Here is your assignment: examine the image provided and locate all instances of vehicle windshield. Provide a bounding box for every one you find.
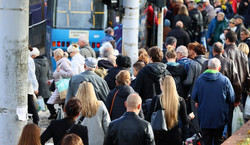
[54,0,107,29]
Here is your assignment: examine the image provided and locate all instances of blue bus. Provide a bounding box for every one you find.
[46,0,107,69]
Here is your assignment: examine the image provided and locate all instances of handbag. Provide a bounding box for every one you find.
[49,80,56,92]
[55,78,70,99]
[151,109,168,131]
[244,95,250,119]
[37,97,46,111]
[232,106,244,134]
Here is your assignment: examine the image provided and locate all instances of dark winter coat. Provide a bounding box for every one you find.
[223,2,234,19]
[235,23,246,42]
[98,59,114,70]
[213,18,228,43]
[105,85,134,120]
[133,63,171,102]
[104,112,155,145]
[192,71,235,129]
[166,62,187,98]
[167,26,191,47]
[34,56,51,98]
[201,10,209,30]
[172,14,192,30]
[189,8,204,38]
[104,67,128,90]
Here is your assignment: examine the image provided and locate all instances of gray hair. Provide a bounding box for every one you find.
[79,34,89,44]
[208,58,221,69]
[99,42,114,57]
[176,45,188,57]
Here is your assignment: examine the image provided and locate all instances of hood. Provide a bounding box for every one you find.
[98,59,114,69]
[166,63,184,77]
[201,70,221,81]
[145,63,168,81]
[34,56,48,67]
[57,57,71,67]
[116,85,134,98]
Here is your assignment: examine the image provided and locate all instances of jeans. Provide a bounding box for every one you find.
[202,127,224,145]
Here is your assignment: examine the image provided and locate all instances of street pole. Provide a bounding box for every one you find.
[122,0,139,71]
[157,7,164,50]
[0,0,29,144]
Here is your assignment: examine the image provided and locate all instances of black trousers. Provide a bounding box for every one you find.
[44,98,56,116]
[201,127,224,145]
[28,94,39,124]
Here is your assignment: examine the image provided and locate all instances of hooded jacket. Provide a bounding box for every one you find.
[105,85,134,120]
[104,67,128,90]
[34,56,51,98]
[71,53,85,75]
[133,63,171,102]
[192,71,235,129]
[53,57,73,82]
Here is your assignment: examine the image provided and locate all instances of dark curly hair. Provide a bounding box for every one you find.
[193,44,206,55]
[64,98,82,118]
[116,55,131,68]
[148,46,163,62]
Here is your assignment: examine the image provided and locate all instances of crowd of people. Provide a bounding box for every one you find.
[20,0,250,144]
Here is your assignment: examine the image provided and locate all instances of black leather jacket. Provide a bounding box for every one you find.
[104,112,155,145]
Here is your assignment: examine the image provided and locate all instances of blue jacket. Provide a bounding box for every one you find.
[206,17,217,39]
[101,34,115,44]
[192,70,235,129]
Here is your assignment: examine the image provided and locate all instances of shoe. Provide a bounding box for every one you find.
[48,114,57,120]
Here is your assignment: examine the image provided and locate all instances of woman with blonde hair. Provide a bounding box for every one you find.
[172,4,192,31]
[18,123,41,145]
[238,43,249,56]
[76,81,110,145]
[147,75,194,145]
[67,44,85,75]
[46,48,74,119]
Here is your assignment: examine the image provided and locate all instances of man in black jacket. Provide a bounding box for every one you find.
[104,93,155,145]
[234,15,246,41]
[167,21,191,47]
[188,2,204,43]
[240,29,250,49]
[134,47,171,102]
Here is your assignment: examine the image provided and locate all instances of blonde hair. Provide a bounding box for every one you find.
[76,82,100,117]
[138,49,149,64]
[238,43,249,55]
[61,133,84,145]
[116,70,131,85]
[18,124,41,145]
[178,4,189,16]
[53,48,64,57]
[160,75,179,129]
[67,44,80,53]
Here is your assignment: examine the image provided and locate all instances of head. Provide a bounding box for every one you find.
[217,12,225,21]
[178,4,189,16]
[207,58,221,71]
[234,16,244,26]
[188,2,195,11]
[212,42,224,55]
[133,61,145,77]
[75,82,99,118]
[78,34,89,47]
[105,27,114,36]
[166,50,177,62]
[165,36,177,49]
[18,124,41,145]
[164,19,171,27]
[99,42,114,58]
[160,75,179,129]
[148,46,163,62]
[109,40,116,49]
[125,93,142,114]
[138,50,149,64]
[197,3,204,12]
[223,28,231,37]
[240,29,250,41]
[61,134,84,145]
[214,0,221,7]
[193,44,206,55]
[225,31,237,44]
[214,7,222,16]
[116,55,131,68]
[176,21,184,28]
[29,47,40,59]
[187,42,199,59]
[64,98,82,119]
[116,70,131,86]
[84,57,97,71]
[229,18,235,28]
[176,45,188,60]
[53,48,65,61]
[67,44,80,58]
[202,0,210,6]
[238,43,249,55]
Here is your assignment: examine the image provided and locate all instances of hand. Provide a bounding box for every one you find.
[189,112,195,119]
[56,67,60,72]
[46,80,51,85]
[234,102,240,107]
[207,38,211,43]
[34,91,39,95]
[195,103,198,108]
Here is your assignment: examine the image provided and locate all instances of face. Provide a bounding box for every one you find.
[229,22,235,28]
[223,30,228,36]
[188,49,196,59]
[240,32,248,41]
[217,14,224,21]
[133,67,138,77]
[78,39,84,47]
[234,18,242,25]
[53,54,60,61]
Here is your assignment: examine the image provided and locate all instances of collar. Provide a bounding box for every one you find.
[204,69,219,73]
[124,112,138,117]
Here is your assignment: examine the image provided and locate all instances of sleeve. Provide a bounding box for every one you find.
[103,124,115,145]
[183,63,195,86]
[98,80,110,102]
[191,79,199,102]
[206,20,214,39]
[65,78,73,103]
[28,57,39,92]
[226,78,236,104]
[105,91,113,113]
[179,98,190,126]
[81,126,89,145]
[145,123,156,145]
[40,122,54,145]
[70,60,77,75]
[102,102,111,135]
[231,61,242,102]
[59,61,74,78]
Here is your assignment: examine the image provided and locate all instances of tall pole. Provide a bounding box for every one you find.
[122,0,139,70]
[0,0,29,144]
[157,7,164,50]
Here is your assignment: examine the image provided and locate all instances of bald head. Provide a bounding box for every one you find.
[176,21,183,28]
[125,93,142,114]
[213,42,224,55]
